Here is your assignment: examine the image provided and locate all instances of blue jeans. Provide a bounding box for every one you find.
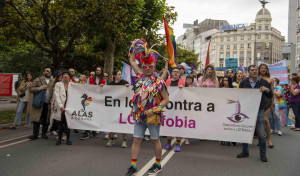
[133,121,160,140]
[291,102,300,128]
[269,104,282,131]
[14,101,30,125]
[242,110,267,155]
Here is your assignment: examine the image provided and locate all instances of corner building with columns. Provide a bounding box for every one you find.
[210,6,285,69]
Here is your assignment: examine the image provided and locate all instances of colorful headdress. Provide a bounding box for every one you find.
[129,39,160,66]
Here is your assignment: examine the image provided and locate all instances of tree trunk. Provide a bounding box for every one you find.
[0,0,6,17]
[104,36,116,78]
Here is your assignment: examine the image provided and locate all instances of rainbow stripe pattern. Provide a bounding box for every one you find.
[85,97,92,107]
[163,15,177,68]
[227,99,237,104]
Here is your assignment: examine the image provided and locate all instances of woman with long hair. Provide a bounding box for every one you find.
[233,70,244,88]
[289,76,300,131]
[258,64,274,148]
[199,64,219,88]
[54,71,72,145]
[10,73,34,129]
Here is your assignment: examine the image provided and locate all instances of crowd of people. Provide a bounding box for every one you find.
[9,38,300,175]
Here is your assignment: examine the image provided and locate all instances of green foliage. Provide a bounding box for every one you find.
[0,110,25,125]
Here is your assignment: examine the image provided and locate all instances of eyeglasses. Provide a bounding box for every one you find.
[172,71,179,74]
[142,64,154,70]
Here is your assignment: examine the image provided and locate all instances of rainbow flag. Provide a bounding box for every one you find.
[163,15,177,68]
[205,40,211,67]
[227,99,236,104]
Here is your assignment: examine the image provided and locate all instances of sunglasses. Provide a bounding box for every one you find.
[142,64,154,70]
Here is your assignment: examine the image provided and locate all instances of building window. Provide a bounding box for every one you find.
[258,26,262,30]
[240,51,244,59]
[227,37,230,41]
[221,37,224,42]
[248,43,251,48]
[241,44,244,48]
[213,46,215,50]
[248,36,251,40]
[247,51,251,59]
[220,45,224,49]
[227,45,230,49]
[220,62,224,68]
[241,36,244,40]
[257,42,261,48]
[257,52,261,60]
[226,52,230,58]
[234,36,237,41]
[257,35,261,39]
[265,42,269,49]
[233,52,237,58]
[247,58,251,66]
[220,53,224,59]
[265,34,269,39]
[240,59,244,65]
[265,52,269,60]
[234,44,237,49]
[265,26,269,30]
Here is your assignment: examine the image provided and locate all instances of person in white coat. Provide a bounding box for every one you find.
[54,71,72,145]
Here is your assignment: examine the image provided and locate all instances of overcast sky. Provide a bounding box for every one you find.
[165,0,289,40]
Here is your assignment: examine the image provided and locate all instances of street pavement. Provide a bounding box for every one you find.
[0,125,299,176]
[0,97,17,111]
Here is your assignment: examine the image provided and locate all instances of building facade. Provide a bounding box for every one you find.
[295,0,300,73]
[177,19,229,70]
[210,7,285,69]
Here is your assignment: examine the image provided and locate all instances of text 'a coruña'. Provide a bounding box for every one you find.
[105,96,215,112]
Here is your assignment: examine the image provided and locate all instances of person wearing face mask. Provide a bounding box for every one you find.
[28,67,55,140]
[125,39,169,176]
[199,64,219,88]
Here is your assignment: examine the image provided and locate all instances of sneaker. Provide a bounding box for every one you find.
[174,145,181,152]
[144,136,150,141]
[42,134,48,139]
[270,129,274,134]
[66,139,72,145]
[278,131,282,136]
[237,151,249,158]
[29,135,38,140]
[185,139,190,145]
[106,139,115,147]
[80,133,89,140]
[125,166,137,176]
[51,131,58,136]
[260,155,268,162]
[92,131,99,138]
[147,163,161,175]
[164,143,172,150]
[104,134,109,140]
[121,140,127,148]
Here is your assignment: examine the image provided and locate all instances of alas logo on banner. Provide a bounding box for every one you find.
[227,100,249,123]
[71,94,93,120]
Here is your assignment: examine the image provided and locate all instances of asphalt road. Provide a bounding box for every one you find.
[0,125,299,176]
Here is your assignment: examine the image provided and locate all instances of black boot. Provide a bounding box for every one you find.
[56,139,61,145]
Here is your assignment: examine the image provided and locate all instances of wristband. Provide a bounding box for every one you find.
[151,105,165,113]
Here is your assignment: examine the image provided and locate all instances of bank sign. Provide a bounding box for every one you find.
[221,24,247,31]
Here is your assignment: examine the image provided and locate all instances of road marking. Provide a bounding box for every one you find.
[0,139,30,149]
[0,134,31,144]
[136,138,185,176]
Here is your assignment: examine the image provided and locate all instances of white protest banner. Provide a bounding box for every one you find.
[258,60,289,84]
[65,83,262,144]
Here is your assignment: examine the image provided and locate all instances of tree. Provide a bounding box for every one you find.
[0,0,6,16]
[1,0,99,68]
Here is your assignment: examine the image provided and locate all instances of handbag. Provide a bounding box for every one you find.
[278,96,285,110]
[146,114,159,125]
[19,91,26,98]
[32,77,45,108]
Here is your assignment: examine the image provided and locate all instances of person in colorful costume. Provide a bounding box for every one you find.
[125,39,169,176]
